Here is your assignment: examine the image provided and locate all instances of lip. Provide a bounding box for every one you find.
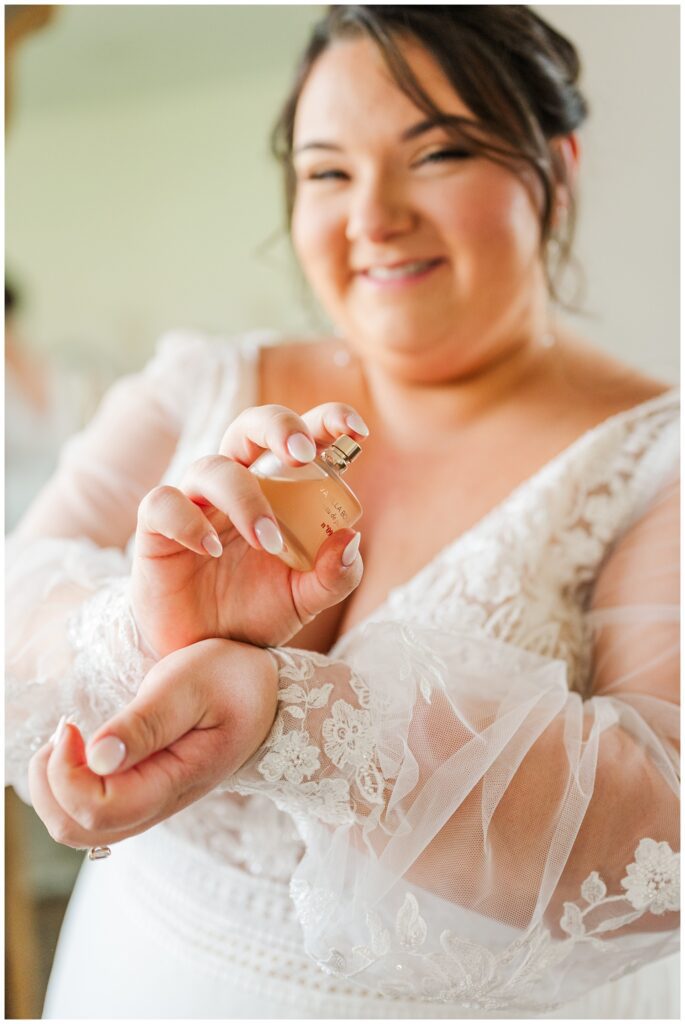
[356,257,446,288]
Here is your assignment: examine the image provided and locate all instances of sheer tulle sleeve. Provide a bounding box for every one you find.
[6,331,231,802]
[227,476,679,1011]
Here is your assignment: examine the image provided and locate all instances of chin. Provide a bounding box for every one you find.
[354,313,433,350]
[353,309,454,352]
[348,329,455,383]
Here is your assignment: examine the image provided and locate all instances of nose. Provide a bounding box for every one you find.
[345,172,417,244]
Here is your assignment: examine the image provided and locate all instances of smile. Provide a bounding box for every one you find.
[359,258,445,285]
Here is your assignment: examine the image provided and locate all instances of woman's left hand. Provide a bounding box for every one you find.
[28,638,278,850]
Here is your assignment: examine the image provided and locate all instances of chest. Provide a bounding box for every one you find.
[286,438,568,654]
[288,466,461,653]
[246,338,658,662]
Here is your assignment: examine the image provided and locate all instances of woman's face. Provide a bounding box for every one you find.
[291,35,548,382]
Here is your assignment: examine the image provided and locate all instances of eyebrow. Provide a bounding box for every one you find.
[293,115,474,155]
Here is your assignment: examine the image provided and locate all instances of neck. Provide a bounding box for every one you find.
[351,326,560,454]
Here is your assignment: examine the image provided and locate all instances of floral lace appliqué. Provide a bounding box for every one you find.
[67,576,154,731]
[354,395,678,698]
[250,652,388,822]
[308,838,679,1011]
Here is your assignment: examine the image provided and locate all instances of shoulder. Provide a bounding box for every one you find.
[142,325,289,393]
[128,329,357,424]
[104,328,274,434]
[257,335,356,410]
[550,328,676,424]
[148,327,276,372]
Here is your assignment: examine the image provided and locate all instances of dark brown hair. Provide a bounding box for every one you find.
[272,5,589,308]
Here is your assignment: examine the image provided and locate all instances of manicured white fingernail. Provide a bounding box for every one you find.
[346,413,369,437]
[50,714,68,747]
[255,516,284,554]
[341,532,361,566]
[202,532,223,558]
[286,432,316,462]
[87,736,127,776]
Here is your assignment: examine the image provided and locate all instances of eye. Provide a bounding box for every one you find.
[419,147,473,165]
[306,169,350,182]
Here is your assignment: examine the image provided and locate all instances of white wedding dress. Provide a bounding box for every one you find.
[6,330,680,1019]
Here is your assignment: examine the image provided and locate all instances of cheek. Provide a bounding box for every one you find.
[498,179,544,262]
[291,195,346,289]
[436,172,542,271]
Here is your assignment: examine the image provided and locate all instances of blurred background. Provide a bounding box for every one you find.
[5,3,679,1018]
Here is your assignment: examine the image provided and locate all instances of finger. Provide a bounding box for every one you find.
[41,722,143,840]
[290,528,364,626]
[29,733,95,849]
[300,403,369,445]
[219,405,317,466]
[178,455,284,555]
[77,644,242,827]
[219,402,369,468]
[136,485,224,559]
[32,718,219,849]
[84,646,206,777]
[31,736,157,848]
[45,720,121,832]
[91,727,231,832]
[46,716,191,834]
[31,729,179,848]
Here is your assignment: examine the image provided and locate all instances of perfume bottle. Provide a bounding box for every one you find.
[249,434,363,571]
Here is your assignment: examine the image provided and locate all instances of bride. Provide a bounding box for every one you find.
[7,6,679,1018]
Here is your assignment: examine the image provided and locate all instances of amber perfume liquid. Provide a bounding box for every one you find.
[249,435,363,571]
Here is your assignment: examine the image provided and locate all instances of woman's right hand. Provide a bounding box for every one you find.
[130,403,367,657]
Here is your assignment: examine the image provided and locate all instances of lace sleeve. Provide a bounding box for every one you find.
[227,478,679,1012]
[5,331,224,802]
[6,543,156,803]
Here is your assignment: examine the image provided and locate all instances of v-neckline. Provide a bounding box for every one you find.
[237,332,679,657]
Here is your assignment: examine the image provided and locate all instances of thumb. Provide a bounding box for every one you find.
[85,657,201,776]
[293,529,363,622]
[56,718,88,767]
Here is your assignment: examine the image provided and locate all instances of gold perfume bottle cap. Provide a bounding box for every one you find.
[330,434,362,465]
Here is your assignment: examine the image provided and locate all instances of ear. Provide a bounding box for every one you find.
[550,132,581,226]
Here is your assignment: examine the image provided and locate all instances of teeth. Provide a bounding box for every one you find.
[366,259,436,280]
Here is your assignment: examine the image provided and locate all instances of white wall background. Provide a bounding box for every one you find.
[6,4,680,381]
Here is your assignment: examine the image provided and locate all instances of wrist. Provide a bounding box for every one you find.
[128,575,164,660]
[183,637,279,761]
[229,640,280,756]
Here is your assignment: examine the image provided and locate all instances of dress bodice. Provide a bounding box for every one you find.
[7,329,679,1017]
[157,330,678,882]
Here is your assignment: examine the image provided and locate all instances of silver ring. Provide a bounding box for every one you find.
[88,845,112,860]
